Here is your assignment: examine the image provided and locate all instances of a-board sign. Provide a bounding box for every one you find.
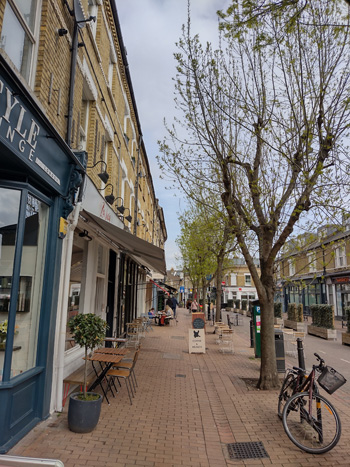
[189,328,205,354]
[192,312,205,330]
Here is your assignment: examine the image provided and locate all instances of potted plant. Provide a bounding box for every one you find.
[67,313,108,433]
[308,304,337,340]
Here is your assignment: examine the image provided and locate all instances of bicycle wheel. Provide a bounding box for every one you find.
[278,372,297,419]
[282,391,341,454]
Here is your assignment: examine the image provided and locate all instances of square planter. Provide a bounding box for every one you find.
[342,332,350,346]
[284,319,305,332]
[308,324,337,340]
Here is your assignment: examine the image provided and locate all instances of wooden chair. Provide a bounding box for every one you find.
[107,350,140,405]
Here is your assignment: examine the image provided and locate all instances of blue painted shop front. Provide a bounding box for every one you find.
[0,58,85,452]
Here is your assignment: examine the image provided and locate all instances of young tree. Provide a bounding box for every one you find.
[159,0,350,388]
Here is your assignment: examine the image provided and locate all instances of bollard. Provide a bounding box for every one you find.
[297,338,306,370]
[250,319,254,348]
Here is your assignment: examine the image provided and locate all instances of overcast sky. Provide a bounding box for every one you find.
[116,0,231,270]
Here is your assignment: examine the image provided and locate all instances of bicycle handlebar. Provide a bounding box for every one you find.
[314,352,325,369]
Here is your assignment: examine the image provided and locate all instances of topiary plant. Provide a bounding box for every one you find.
[68,313,108,399]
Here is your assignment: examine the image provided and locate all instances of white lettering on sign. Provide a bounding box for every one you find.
[35,157,61,185]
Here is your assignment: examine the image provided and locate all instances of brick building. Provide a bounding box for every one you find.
[0,0,166,451]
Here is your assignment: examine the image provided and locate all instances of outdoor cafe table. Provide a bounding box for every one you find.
[87,352,125,404]
[94,347,129,356]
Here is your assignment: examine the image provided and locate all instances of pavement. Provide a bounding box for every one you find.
[4,308,350,467]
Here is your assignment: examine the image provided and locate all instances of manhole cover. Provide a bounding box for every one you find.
[175,374,186,378]
[227,441,269,460]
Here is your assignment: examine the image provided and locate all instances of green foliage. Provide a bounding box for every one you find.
[274,302,282,318]
[346,306,350,334]
[68,313,108,351]
[227,299,234,308]
[287,303,298,321]
[297,304,303,322]
[235,299,241,309]
[310,304,334,329]
[241,299,247,310]
[68,313,108,399]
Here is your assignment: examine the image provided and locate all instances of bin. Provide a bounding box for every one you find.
[275,329,285,373]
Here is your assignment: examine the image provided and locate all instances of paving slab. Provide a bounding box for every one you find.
[5,309,350,466]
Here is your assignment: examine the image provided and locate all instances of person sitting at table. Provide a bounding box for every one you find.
[148,307,155,317]
[164,305,173,325]
[159,310,167,326]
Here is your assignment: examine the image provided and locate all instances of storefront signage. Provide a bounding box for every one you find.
[333,277,350,284]
[0,74,75,196]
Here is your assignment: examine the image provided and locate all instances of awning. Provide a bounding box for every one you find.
[82,210,166,275]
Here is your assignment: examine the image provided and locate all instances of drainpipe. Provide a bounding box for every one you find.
[55,201,81,411]
[66,19,79,147]
[133,135,142,235]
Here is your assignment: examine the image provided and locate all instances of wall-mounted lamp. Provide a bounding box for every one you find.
[124,208,132,223]
[78,229,92,241]
[115,197,126,214]
[58,28,68,36]
[87,160,109,184]
[98,183,115,204]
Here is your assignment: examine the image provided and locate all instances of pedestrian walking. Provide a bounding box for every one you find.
[191,299,198,313]
[172,295,178,319]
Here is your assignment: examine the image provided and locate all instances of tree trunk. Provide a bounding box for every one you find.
[215,258,224,322]
[257,272,280,390]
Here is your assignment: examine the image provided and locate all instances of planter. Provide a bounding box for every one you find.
[274,317,283,326]
[342,333,350,346]
[307,325,337,340]
[68,392,102,433]
[284,319,305,332]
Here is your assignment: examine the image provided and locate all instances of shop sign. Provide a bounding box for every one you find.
[0,74,74,195]
[333,277,350,284]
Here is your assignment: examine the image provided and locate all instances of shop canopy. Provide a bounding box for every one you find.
[82,210,166,275]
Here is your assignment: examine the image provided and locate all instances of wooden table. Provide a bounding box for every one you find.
[87,352,124,404]
[94,347,129,356]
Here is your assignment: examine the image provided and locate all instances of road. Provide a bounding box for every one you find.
[232,313,350,393]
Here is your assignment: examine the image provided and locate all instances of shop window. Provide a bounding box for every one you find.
[0,188,49,381]
[335,246,346,268]
[65,235,85,350]
[1,0,40,84]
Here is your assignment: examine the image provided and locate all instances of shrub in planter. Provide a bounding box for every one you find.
[287,303,298,321]
[310,304,334,329]
[235,299,241,309]
[67,313,108,433]
[346,306,350,334]
[274,302,282,319]
[297,304,303,322]
[241,300,247,311]
[227,299,234,309]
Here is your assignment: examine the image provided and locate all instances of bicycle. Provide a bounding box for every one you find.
[278,353,346,454]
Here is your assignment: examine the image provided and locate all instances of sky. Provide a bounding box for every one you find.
[116,0,231,270]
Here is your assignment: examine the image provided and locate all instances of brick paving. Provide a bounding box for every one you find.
[5,309,350,466]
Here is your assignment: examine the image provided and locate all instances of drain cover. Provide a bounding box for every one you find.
[227,441,269,460]
[175,374,186,378]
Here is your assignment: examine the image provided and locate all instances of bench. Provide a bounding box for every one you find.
[63,361,97,406]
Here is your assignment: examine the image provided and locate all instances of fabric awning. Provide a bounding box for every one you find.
[82,210,166,275]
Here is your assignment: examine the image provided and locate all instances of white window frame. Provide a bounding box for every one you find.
[288,259,295,276]
[335,245,346,268]
[308,251,317,273]
[1,0,42,87]
[244,274,251,286]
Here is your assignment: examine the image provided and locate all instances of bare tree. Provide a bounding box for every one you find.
[159,0,350,389]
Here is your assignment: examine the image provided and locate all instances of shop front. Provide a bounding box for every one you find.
[0,60,84,452]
